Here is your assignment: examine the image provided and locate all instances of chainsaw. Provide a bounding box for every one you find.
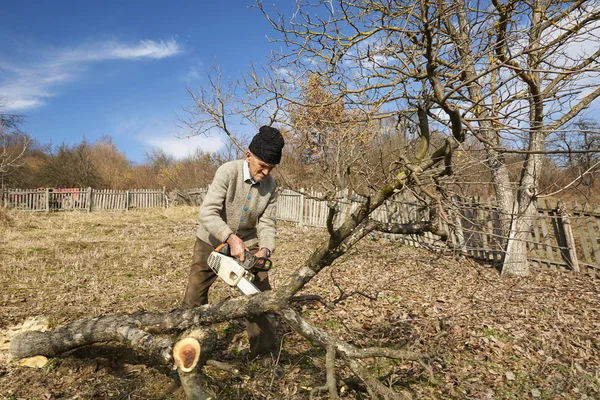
[206,243,272,295]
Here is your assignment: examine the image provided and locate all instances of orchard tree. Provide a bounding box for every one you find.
[12,35,453,400]
[255,0,600,276]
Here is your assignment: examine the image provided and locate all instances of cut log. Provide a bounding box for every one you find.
[11,321,174,365]
[174,337,200,372]
[10,294,280,359]
[173,328,217,372]
[174,329,217,400]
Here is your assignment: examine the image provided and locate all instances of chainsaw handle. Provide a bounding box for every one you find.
[215,243,271,272]
[252,257,272,272]
[225,234,248,261]
[216,242,250,262]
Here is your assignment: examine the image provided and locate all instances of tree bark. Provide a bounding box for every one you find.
[502,202,536,277]
[10,294,283,359]
[174,329,217,400]
[10,317,175,365]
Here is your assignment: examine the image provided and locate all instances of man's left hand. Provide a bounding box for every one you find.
[255,248,270,259]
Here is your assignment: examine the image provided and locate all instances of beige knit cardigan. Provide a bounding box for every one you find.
[196,159,277,252]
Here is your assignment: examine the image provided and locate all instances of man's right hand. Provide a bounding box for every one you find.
[226,234,248,261]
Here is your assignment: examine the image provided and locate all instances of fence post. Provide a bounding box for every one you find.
[451,195,467,253]
[87,187,92,213]
[126,190,130,211]
[163,187,167,208]
[556,201,580,272]
[299,188,305,226]
[45,188,50,213]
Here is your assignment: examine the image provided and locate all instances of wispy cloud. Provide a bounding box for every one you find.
[143,134,224,159]
[0,38,182,111]
[181,61,205,83]
[134,123,224,160]
[60,38,181,62]
[113,116,224,160]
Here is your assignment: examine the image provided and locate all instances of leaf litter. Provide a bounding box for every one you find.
[0,207,598,399]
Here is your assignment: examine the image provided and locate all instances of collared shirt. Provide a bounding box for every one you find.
[243,160,258,185]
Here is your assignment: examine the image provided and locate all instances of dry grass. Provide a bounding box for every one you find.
[0,207,599,399]
[1,208,193,327]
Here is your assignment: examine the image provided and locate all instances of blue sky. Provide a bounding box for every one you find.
[0,1,286,163]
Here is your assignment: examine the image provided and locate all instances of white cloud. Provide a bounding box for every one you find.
[2,98,45,111]
[0,38,182,112]
[181,61,205,83]
[144,134,224,159]
[276,67,294,78]
[114,116,224,160]
[60,38,181,62]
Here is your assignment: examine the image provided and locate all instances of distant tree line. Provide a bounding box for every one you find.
[1,108,598,204]
[0,129,224,191]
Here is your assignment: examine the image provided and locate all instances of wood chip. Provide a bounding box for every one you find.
[19,355,49,368]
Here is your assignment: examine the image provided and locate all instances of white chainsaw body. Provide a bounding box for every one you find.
[206,251,261,295]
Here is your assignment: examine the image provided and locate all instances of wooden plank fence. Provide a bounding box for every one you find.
[1,188,166,212]
[277,189,600,277]
[3,186,599,276]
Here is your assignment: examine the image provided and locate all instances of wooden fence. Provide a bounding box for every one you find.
[277,189,600,277]
[3,186,599,276]
[1,188,166,212]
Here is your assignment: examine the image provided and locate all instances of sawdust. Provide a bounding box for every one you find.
[0,316,48,365]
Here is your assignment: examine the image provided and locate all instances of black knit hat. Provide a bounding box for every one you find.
[248,126,285,164]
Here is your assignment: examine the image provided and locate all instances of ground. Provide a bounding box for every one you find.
[0,207,598,399]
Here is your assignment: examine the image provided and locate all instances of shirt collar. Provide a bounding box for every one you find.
[243,160,258,185]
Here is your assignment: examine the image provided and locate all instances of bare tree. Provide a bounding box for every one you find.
[39,141,103,188]
[549,119,600,200]
[0,108,29,189]
[255,0,600,276]
[88,136,133,189]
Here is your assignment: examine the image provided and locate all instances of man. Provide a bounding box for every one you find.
[182,125,284,361]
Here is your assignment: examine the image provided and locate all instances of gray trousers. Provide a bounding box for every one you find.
[182,238,277,358]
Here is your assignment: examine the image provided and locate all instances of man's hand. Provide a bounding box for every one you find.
[226,234,248,261]
[254,248,270,259]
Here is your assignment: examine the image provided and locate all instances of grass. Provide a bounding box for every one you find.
[1,206,599,399]
[0,208,194,325]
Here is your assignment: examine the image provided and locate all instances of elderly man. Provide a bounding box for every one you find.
[182,125,284,361]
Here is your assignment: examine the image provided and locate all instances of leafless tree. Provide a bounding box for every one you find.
[548,119,600,200]
[255,0,600,276]
[0,106,29,189]
[39,141,102,188]
[12,51,452,400]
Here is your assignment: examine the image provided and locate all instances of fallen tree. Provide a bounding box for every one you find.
[11,120,455,399]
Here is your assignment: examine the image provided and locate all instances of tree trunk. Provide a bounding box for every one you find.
[501,197,536,277]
